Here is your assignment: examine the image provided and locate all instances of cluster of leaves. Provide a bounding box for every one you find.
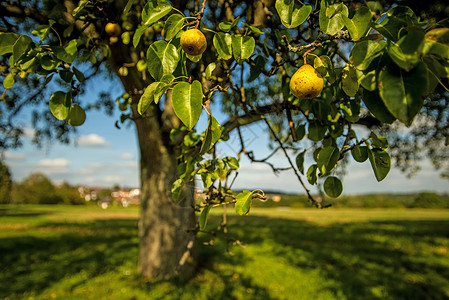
[270,0,449,199]
[1,26,89,126]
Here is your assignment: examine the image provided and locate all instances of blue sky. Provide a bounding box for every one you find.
[2,76,449,195]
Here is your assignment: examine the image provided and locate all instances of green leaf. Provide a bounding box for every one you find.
[49,91,72,120]
[232,35,255,61]
[200,115,223,155]
[40,55,60,71]
[235,190,254,215]
[369,132,389,149]
[248,55,267,82]
[72,67,85,82]
[295,151,305,174]
[308,121,326,142]
[362,89,396,124]
[314,55,334,79]
[142,0,172,26]
[53,46,76,64]
[374,6,417,42]
[387,32,424,72]
[123,0,137,15]
[350,40,386,71]
[172,81,203,130]
[72,0,88,17]
[164,14,185,41]
[3,73,15,89]
[13,35,33,64]
[205,62,217,79]
[146,40,180,81]
[59,70,73,83]
[351,145,369,162]
[343,7,371,41]
[32,24,50,40]
[171,178,184,202]
[67,104,86,126]
[186,53,202,62]
[199,206,211,230]
[368,148,391,182]
[295,124,306,140]
[0,33,19,56]
[423,40,449,60]
[319,1,348,35]
[224,156,239,170]
[218,16,240,32]
[138,82,160,115]
[275,0,312,29]
[378,62,427,126]
[359,69,377,91]
[342,65,359,97]
[64,40,78,56]
[340,98,360,123]
[317,146,339,175]
[324,176,343,197]
[213,32,232,60]
[133,25,150,48]
[307,164,318,185]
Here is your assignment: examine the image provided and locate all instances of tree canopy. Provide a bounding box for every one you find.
[1,0,449,279]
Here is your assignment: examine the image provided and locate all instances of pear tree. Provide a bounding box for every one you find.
[1,0,448,280]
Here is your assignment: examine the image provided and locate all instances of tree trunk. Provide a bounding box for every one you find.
[134,104,198,280]
[110,40,198,280]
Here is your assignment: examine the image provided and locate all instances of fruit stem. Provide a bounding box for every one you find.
[302,47,316,65]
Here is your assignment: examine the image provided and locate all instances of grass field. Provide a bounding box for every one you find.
[1,205,449,299]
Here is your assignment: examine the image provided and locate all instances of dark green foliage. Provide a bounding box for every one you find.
[10,173,83,204]
[411,192,448,208]
[0,160,12,204]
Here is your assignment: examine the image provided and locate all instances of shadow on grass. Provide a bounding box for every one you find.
[1,212,449,299]
[219,215,449,300]
[0,219,139,298]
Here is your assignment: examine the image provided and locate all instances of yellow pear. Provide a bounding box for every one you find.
[105,22,121,37]
[180,29,207,56]
[290,64,324,99]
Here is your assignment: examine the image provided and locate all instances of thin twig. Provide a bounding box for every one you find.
[262,115,318,206]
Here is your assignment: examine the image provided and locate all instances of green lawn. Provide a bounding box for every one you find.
[1,205,449,299]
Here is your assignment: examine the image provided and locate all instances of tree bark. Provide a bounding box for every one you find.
[110,41,198,280]
[134,106,198,280]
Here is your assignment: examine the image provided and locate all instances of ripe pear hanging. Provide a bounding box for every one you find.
[290,64,324,99]
[180,29,207,56]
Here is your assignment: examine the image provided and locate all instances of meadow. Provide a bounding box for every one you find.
[1,205,449,299]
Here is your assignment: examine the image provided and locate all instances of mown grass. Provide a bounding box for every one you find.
[1,205,449,299]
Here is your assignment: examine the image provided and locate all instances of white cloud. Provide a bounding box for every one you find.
[76,134,109,147]
[120,152,134,160]
[3,151,26,161]
[38,158,70,168]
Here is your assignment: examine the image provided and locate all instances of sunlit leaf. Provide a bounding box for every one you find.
[146,40,180,81]
[164,14,185,41]
[199,206,211,230]
[317,146,339,175]
[368,148,391,182]
[68,104,86,126]
[49,91,72,120]
[200,115,223,155]
[235,190,254,215]
[213,32,232,60]
[142,0,172,26]
[172,81,203,129]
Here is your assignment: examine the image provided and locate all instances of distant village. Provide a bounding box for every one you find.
[76,185,287,209]
[77,186,141,209]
